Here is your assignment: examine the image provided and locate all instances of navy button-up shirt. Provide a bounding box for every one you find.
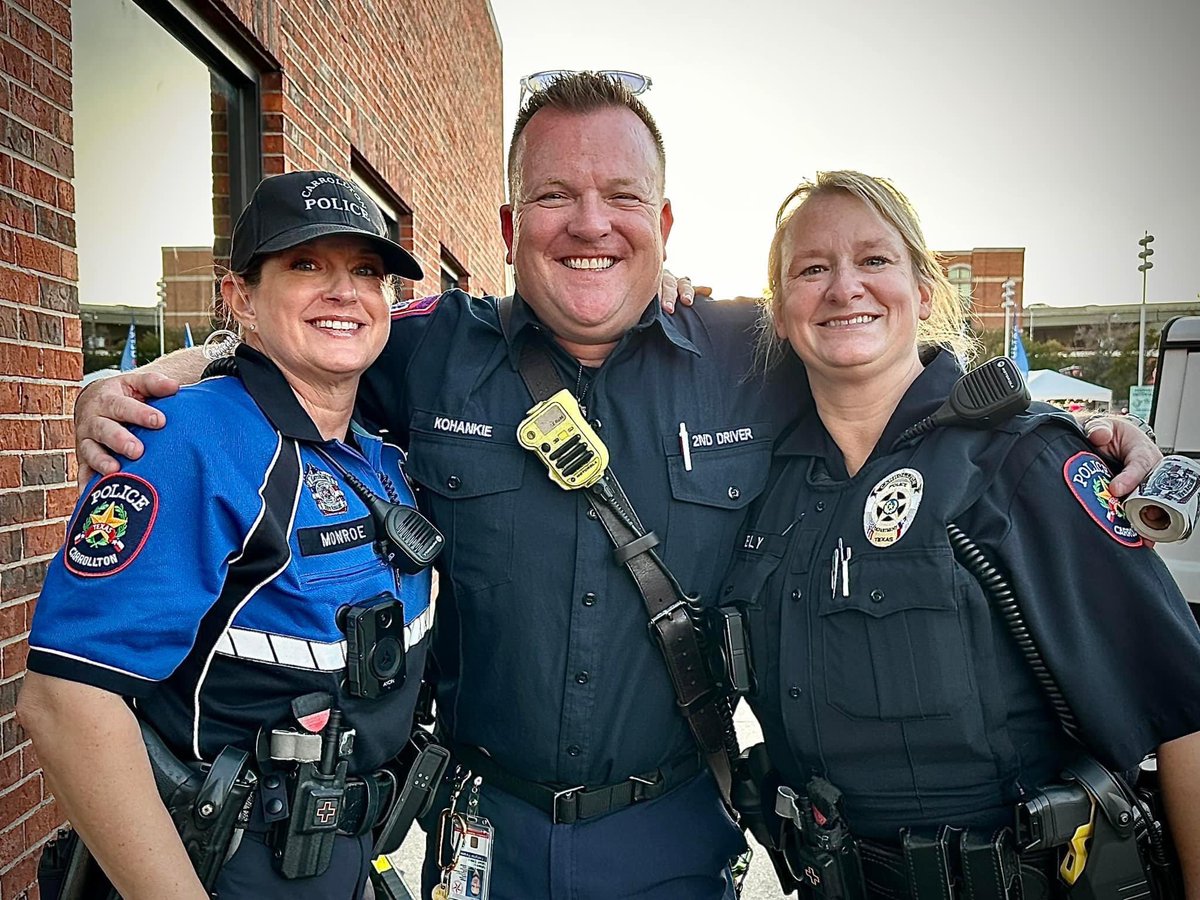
[360,291,807,786]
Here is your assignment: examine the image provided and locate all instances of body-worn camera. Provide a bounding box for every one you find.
[340,593,406,699]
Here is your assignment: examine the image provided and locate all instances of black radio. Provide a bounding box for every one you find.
[339,593,406,700]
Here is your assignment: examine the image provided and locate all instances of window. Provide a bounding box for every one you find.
[440,249,468,294]
[351,152,416,302]
[948,264,973,304]
[75,0,260,370]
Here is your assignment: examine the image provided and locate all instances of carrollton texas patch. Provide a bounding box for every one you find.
[1063,451,1143,547]
[65,474,159,577]
[304,464,348,515]
[864,467,924,547]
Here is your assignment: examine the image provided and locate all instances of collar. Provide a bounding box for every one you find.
[502,290,700,370]
[776,349,962,467]
[229,343,326,442]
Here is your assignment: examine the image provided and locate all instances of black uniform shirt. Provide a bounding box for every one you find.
[360,291,806,786]
[731,352,1200,839]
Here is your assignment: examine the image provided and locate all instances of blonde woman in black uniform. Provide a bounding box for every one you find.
[727,170,1200,899]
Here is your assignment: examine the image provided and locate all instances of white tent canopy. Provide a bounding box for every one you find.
[1026,369,1113,405]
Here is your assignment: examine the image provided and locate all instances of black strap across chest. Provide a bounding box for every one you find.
[498,296,736,806]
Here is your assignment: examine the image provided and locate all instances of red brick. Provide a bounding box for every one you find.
[0,38,33,85]
[10,159,56,205]
[0,418,40,448]
[59,246,74,280]
[0,849,38,899]
[38,418,69,450]
[20,452,64,486]
[0,304,17,339]
[0,190,35,232]
[12,233,60,275]
[17,383,61,415]
[19,307,62,344]
[0,455,19,488]
[21,522,58,556]
[32,132,73,182]
[29,0,70,42]
[24,798,63,840]
[0,749,20,788]
[62,314,78,348]
[43,485,73,518]
[7,12,52,64]
[0,638,29,676]
[0,824,27,877]
[0,601,27,636]
[0,491,43,529]
[30,62,69,110]
[54,178,70,212]
[51,37,70,77]
[0,269,37,304]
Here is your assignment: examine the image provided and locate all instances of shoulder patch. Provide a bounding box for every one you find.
[65,474,159,577]
[390,294,441,320]
[1063,451,1143,547]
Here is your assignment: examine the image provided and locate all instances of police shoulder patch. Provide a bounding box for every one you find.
[390,294,441,320]
[65,473,159,577]
[1062,451,1143,547]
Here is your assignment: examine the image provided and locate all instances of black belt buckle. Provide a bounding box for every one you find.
[552,784,587,825]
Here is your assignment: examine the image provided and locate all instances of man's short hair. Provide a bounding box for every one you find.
[507,71,667,200]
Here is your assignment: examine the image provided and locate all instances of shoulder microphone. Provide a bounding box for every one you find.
[899,357,1031,443]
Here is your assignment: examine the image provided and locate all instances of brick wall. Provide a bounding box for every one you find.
[0,0,76,895]
[940,247,1025,331]
[0,1,504,896]
[226,0,507,296]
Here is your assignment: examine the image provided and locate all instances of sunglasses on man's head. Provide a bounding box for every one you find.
[517,70,652,107]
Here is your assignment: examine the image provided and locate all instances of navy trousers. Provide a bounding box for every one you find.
[420,771,744,900]
[212,817,373,899]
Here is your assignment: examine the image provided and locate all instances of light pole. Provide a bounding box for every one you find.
[1137,232,1154,385]
[1001,278,1016,359]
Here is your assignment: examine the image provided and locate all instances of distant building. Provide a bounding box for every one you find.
[937,247,1025,332]
[1023,300,1200,348]
[162,246,218,336]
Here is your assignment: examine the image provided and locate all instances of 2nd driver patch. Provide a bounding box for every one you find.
[64,473,159,577]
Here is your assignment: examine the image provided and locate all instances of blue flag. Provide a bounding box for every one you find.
[119,320,137,371]
[1010,325,1030,375]
[183,322,194,348]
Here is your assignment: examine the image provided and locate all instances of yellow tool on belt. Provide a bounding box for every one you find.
[518,389,609,490]
[1059,795,1097,885]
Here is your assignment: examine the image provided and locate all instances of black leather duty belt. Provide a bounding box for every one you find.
[337,768,397,836]
[856,836,1056,900]
[452,744,702,825]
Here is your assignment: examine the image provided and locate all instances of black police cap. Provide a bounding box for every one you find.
[229,171,423,280]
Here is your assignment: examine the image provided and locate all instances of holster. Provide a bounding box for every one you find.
[731,744,800,894]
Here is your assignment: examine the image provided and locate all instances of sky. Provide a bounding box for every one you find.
[71,0,1199,310]
[489,0,1200,307]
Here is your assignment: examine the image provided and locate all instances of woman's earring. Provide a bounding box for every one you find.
[202,329,241,361]
[248,323,257,332]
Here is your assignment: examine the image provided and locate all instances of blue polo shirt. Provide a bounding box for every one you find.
[359,291,807,786]
[30,345,432,773]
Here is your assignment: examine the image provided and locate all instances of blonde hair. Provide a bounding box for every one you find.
[758,170,977,369]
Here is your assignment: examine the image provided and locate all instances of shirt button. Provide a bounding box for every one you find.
[728,486,740,500]
[592,419,603,430]
[567,744,582,757]
[870,589,886,603]
[788,686,802,699]
[575,671,590,685]
[791,588,802,601]
[583,592,597,607]
[446,475,462,490]
[586,508,599,520]
[815,501,826,512]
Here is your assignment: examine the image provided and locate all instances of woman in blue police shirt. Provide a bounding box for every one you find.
[729,171,1200,897]
[19,171,432,899]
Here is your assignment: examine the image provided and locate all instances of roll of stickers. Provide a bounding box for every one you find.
[1125,455,1200,543]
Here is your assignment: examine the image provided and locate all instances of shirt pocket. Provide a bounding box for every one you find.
[817,547,972,720]
[661,424,774,598]
[406,421,526,593]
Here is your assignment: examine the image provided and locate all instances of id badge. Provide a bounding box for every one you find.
[447,815,493,900]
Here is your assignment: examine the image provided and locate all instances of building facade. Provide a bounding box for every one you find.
[0,0,505,893]
[938,246,1025,332]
